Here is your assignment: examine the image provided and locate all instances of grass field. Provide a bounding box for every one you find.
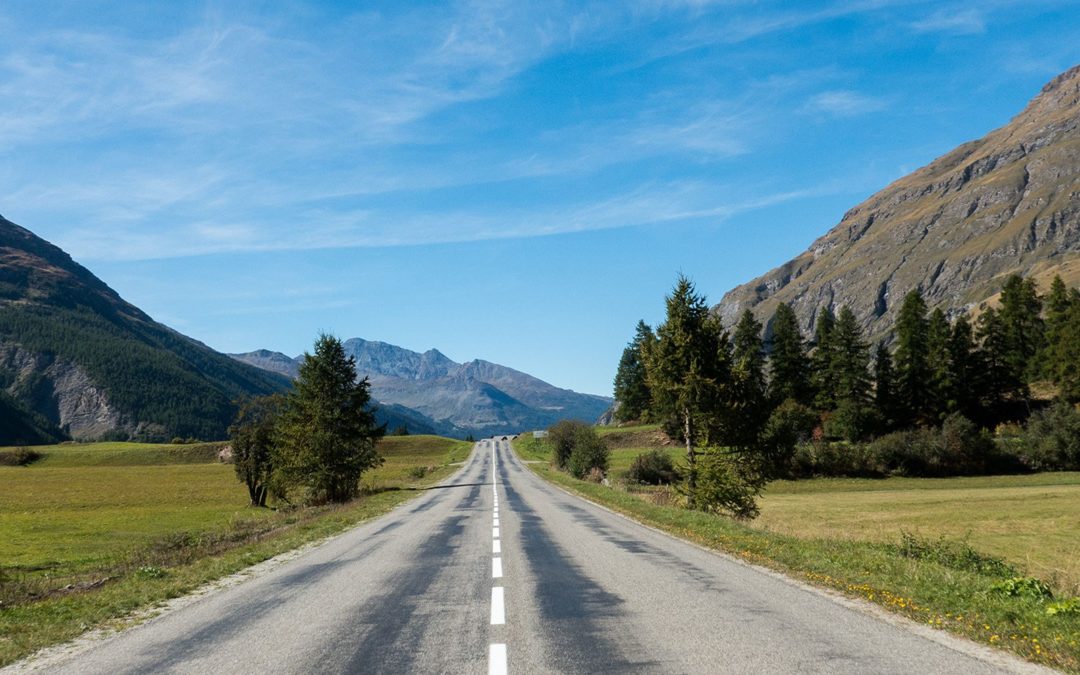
[0,435,472,666]
[517,430,1080,671]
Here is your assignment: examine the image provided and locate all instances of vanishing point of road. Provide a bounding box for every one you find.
[11,439,1050,674]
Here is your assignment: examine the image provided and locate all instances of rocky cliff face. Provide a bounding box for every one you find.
[714,64,1080,339]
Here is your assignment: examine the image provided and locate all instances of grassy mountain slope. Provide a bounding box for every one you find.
[715,64,1080,338]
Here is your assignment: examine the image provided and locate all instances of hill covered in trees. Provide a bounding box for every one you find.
[0,216,291,442]
[715,64,1080,340]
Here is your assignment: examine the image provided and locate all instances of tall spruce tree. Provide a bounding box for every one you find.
[998,274,1044,392]
[873,343,898,431]
[1051,299,1080,402]
[274,334,385,503]
[926,308,954,422]
[810,308,838,410]
[731,309,770,449]
[767,303,811,405]
[1039,275,1072,380]
[613,320,654,422]
[948,314,982,419]
[828,307,875,440]
[977,307,1014,409]
[644,276,728,504]
[894,289,930,426]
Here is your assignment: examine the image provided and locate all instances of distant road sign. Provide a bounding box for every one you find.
[534,430,548,439]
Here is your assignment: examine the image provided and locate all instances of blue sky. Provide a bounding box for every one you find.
[2,1,1078,396]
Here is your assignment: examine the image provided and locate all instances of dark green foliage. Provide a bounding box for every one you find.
[547,419,591,469]
[790,441,885,478]
[229,395,284,507]
[948,315,982,419]
[1045,293,1080,402]
[998,274,1044,387]
[868,414,995,477]
[729,309,770,452]
[767,303,811,405]
[613,320,654,422]
[1020,401,1080,471]
[990,577,1053,600]
[273,334,384,504]
[976,307,1016,408]
[686,450,764,520]
[926,308,954,421]
[626,449,677,485]
[821,308,877,441]
[0,390,65,445]
[566,426,610,479]
[762,399,818,477]
[894,289,930,426]
[897,532,1016,578]
[873,343,899,432]
[809,309,837,410]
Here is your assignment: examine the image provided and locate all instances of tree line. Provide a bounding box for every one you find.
[613,273,1080,516]
[229,334,385,506]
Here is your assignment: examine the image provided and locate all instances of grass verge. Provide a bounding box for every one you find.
[0,435,471,667]
[515,434,1080,672]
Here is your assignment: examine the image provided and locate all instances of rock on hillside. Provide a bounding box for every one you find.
[714,64,1080,340]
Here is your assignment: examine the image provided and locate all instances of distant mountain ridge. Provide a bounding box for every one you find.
[231,338,612,438]
[0,216,291,443]
[714,64,1080,339]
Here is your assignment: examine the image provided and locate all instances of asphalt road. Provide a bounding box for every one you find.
[17,439,1046,674]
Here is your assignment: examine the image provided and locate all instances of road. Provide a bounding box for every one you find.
[16,439,1044,674]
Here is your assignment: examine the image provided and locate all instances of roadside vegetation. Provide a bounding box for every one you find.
[0,333,471,667]
[0,434,470,666]
[516,431,1080,671]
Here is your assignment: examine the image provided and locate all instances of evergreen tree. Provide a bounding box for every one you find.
[274,334,385,503]
[767,303,811,405]
[730,309,770,452]
[809,308,837,410]
[613,320,654,422]
[998,274,1044,390]
[873,343,898,431]
[827,307,875,440]
[894,289,930,425]
[948,314,981,419]
[1051,300,1080,403]
[926,308,954,421]
[977,308,1014,409]
[644,276,728,504]
[1039,275,1072,379]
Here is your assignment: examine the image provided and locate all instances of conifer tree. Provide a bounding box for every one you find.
[644,276,727,504]
[894,289,930,425]
[873,343,898,431]
[767,303,811,405]
[828,307,875,440]
[1039,275,1072,379]
[948,314,981,419]
[977,307,1014,408]
[926,308,954,421]
[613,320,654,422]
[731,309,770,449]
[1051,300,1080,403]
[999,274,1044,391]
[810,308,837,410]
[274,334,385,503]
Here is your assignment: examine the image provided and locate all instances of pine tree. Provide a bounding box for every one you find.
[731,309,770,449]
[274,334,385,503]
[613,320,654,422]
[873,343,898,431]
[977,308,1014,409]
[1051,300,1080,403]
[894,289,930,426]
[229,394,284,507]
[809,308,837,410]
[948,314,981,419]
[828,307,875,440]
[644,276,727,504]
[926,308,954,422]
[767,303,811,405]
[998,274,1044,391]
[1039,275,1072,379]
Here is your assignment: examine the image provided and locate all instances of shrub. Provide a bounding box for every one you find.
[567,426,609,479]
[790,441,884,478]
[1046,598,1080,616]
[897,532,1016,577]
[626,449,677,485]
[548,420,591,469]
[824,400,880,443]
[762,399,818,476]
[869,415,995,477]
[990,577,1053,600]
[685,450,763,520]
[0,446,42,466]
[1020,401,1080,471]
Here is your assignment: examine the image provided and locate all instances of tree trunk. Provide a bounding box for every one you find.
[684,408,696,509]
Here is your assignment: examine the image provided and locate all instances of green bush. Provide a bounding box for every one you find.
[790,441,884,478]
[567,426,609,479]
[823,399,880,443]
[763,399,818,476]
[990,577,1053,600]
[897,532,1016,577]
[1020,402,1080,471]
[0,446,42,466]
[626,449,677,485]
[548,420,591,469]
[1046,598,1080,616]
[685,449,763,520]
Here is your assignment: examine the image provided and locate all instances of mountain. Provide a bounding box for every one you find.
[715,64,1080,340]
[231,338,612,437]
[0,216,291,442]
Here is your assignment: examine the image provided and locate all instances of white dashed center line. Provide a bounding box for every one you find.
[489,643,507,675]
[493,539,501,554]
[493,557,503,578]
[491,584,505,625]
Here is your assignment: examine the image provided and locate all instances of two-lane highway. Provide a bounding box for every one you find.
[12,438,1045,674]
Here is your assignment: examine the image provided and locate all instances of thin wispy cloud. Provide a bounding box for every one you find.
[910,9,986,35]
[802,90,889,117]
